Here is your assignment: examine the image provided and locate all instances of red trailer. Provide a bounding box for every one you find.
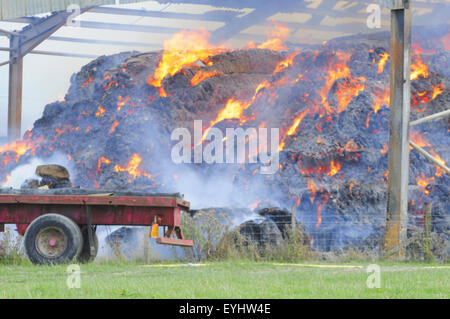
[0,192,193,264]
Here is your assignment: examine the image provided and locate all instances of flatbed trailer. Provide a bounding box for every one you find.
[0,191,193,264]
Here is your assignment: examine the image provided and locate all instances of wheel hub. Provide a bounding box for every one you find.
[35,227,68,258]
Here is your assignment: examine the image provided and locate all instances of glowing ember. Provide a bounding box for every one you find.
[344,140,361,152]
[81,77,93,88]
[95,106,105,117]
[109,120,119,134]
[117,95,130,111]
[97,156,111,171]
[380,144,388,155]
[315,206,322,228]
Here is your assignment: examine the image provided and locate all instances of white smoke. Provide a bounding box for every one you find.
[4,152,75,189]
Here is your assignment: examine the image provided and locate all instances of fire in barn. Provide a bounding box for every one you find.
[0,21,449,260]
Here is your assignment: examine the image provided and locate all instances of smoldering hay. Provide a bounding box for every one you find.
[0,26,449,253]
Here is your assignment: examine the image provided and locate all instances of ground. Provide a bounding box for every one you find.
[0,261,449,298]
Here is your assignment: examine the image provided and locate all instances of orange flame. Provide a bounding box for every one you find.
[190,69,224,86]
[0,138,43,165]
[114,154,152,181]
[147,29,223,95]
[410,53,429,81]
[380,144,388,156]
[377,52,389,74]
[410,131,446,177]
[307,179,317,204]
[273,52,297,74]
[1,173,10,186]
[373,88,390,113]
[249,200,261,211]
[415,173,434,196]
[334,77,365,113]
[326,160,341,177]
[255,21,289,51]
[431,83,444,100]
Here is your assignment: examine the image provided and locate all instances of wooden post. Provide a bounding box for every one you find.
[143,226,150,263]
[384,1,411,258]
[423,202,433,262]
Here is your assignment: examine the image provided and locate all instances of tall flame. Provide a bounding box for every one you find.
[147,29,222,96]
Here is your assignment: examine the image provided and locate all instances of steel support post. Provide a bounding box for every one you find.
[6,9,90,141]
[7,40,23,140]
[384,2,411,258]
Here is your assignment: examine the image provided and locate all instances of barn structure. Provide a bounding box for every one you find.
[0,0,448,257]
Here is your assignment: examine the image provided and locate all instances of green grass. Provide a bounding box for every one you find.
[0,260,448,299]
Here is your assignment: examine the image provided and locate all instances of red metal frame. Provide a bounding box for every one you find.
[0,194,193,247]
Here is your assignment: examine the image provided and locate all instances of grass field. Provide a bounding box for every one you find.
[0,260,449,298]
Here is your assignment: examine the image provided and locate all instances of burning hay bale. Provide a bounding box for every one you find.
[35,164,71,189]
[0,27,449,256]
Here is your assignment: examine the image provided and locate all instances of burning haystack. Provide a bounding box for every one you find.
[0,25,449,254]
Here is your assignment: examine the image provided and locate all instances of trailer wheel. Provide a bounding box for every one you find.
[78,227,99,263]
[24,214,83,265]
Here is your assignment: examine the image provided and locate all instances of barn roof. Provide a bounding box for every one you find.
[0,0,148,20]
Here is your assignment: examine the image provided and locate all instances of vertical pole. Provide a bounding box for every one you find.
[384,3,411,258]
[143,226,150,263]
[8,35,23,141]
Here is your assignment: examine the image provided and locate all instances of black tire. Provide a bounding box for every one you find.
[24,214,83,265]
[78,227,99,263]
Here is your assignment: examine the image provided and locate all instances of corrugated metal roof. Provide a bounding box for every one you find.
[0,0,150,20]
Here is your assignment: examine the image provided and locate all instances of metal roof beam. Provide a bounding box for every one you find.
[47,36,160,49]
[89,6,239,22]
[0,47,98,59]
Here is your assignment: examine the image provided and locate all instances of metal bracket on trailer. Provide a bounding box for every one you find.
[156,226,194,247]
[84,204,96,257]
